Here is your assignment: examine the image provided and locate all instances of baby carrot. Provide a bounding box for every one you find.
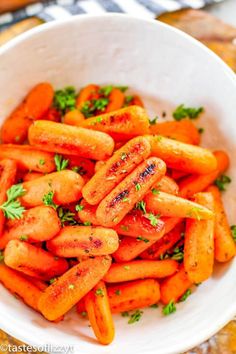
[0,145,55,173]
[1,83,54,144]
[0,206,61,249]
[23,172,44,182]
[170,169,189,181]
[184,192,215,283]
[103,259,178,283]
[82,136,151,205]
[105,88,125,112]
[28,120,114,161]
[179,150,230,198]
[160,266,192,304]
[38,256,112,321]
[207,185,236,262]
[20,170,84,208]
[42,108,61,122]
[108,279,160,313]
[147,135,217,175]
[24,275,48,291]
[85,281,115,345]
[94,160,106,173]
[96,157,166,227]
[4,240,68,281]
[155,176,179,195]
[76,84,100,108]
[46,226,119,257]
[77,200,100,225]
[63,110,85,126]
[0,264,42,311]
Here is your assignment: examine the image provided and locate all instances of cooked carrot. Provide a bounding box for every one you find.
[0,145,55,173]
[145,191,213,219]
[126,95,144,108]
[162,217,183,234]
[179,150,230,198]
[80,106,150,141]
[105,88,125,113]
[76,84,100,108]
[20,170,84,208]
[160,265,192,304]
[0,263,42,311]
[38,256,112,321]
[0,206,61,249]
[108,279,160,313]
[82,137,151,205]
[4,240,68,281]
[24,275,48,291]
[96,157,166,227]
[1,83,54,144]
[64,155,95,179]
[77,200,100,225]
[184,192,215,283]
[23,172,44,182]
[63,110,85,126]
[170,169,189,181]
[47,226,119,257]
[28,120,114,161]
[147,135,217,175]
[140,221,184,260]
[207,185,236,262]
[103,259,178,283]
[155,176,179,195]
[85,281,115,345]
[94,160,106,172]
[43,108,61,122]
[150,120,200,145]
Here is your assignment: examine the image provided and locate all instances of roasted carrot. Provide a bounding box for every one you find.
[170,169,189,181]
[82,137,151,205]
[20,170,84,208]
[80,106,150,141]
[43,108,61,122]
[85,281,115,345]
[207,185,236,262]
[184,192,215,283]
[63,110,85,126]
[4,240,68,281]
[1,83,54,144]
[76,84,100,108]
[107,279,160,313]
[77,200,100,225]
[24,275,48,291]
[23,172,44,182]
[155,176,179,195]
[96,157,166,227]
[0,145,55,173]
[103,259,178,283]
[105,88,125,113]
[0,264,42,311]
[38,256,112,321]
[179,151,230,198]
[46,226,119,257]
[147,135,217,175]
[125,95,144,108]
[94,160,106,173]
[28,120,114,161]
[64,155,95,180]
[160,265,192,304]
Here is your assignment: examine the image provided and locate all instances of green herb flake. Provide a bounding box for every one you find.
[136,236,149,243]
[0,251,4,262]
[68,284,75,290]
[149,116,158,125]
[115,289,121,296]
[95,288,104,297]
[116,86,128,93]
[120,225,129,232]
[173,104,204,121]
[124,95,134,105]
[135,200,147,214]
[49,278,57,285]
[20,235,28,241]
[42,190,58,210]
[58,207,76,226]
[122,197,129,202]
[214,174,231,191]
[84,221,92,226]
[124,265,130,270]
[135,183,141,191]
[120,152,127,160]
[99,85,113,97]
[75,204,84,212]
[162,301,176,316]
[151,188,160,195]
[198,127,204,134]
[150,303,158,309]
[81,98,109,118]
[54,154,69,172]
[121,311,129,317]
[231,225,236,242]
[0,184,26,220]
[53,86,76,114]
[179,289,191,302]
[39,159,45,166]
[81,311,87,317]
[146,213,160,227]
[128,310,143,324]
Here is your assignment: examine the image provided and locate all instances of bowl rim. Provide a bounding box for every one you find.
[0,13,236,354]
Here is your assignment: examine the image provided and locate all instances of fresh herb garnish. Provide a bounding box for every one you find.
[54,154,69,171]
[58,207,77,226]
[49,278,57,285]
[75,204,84,212]
[20,235,28,241]
[80,98,109,118]
[99,85,113,97]
[151,188,160,195]
[173,104,204,121]
[120,225,129,231]
[136,236,149,243]
[124,95,134,105]
[179,289,191,302]
[214,174,231,191]
[84,221,91,226]
[39,159,45,166]
[115,86,128,92]
[135,183,141,191]
[124,265,130,270]
[120,152,127,160]
[42,190,58,210]
[95,288,104,297]
[146,213,160,226]
[68,284,75,290]
[162,301,176,316]
[0,184,26,220]
[149,116,158,125]
[231,225,236,242]
[198,127,204,134]
[135,200,147,214]
[150,303,158,309]
[115,289,121,296]
[0,251,4,262]
[53,86,76,114]
[128,310,143,324]
[121,311,129,317]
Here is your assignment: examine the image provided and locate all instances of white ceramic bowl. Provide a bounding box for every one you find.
[0,14,236,354]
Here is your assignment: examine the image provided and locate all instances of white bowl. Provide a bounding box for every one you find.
[0,14,236,354]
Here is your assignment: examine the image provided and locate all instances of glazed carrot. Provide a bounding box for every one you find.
[150,120,200,145]
[80,106,150,141]
[96,157,166,227]
[43,108,61,122]
[179,151,230,198]
[84,281,115,345]
[144,191,213,219]
[155,176,179,195]
[207,185,236,262]
[108,279,160,313]
[38,256,112,321]
[126,95,144,107]
[147,135,217,175]
[28,120,114,161]
[0,206,61,249]
[1,83,54,144]
[0,264,42,311]
[184,192,215,283]
[160,266,192,304]
[82,137,151,205]
[24,275,48,291]
[76,84,100,108]
[64,155,95,179]
[77,200,100,225]
[63,110,85,126]
[46,226,119,257]
[140,222,184,260]
[170,169,189,181]
[94,160,106,173]
[103,259,178,283]
[0,145,55,173]
[105,88,125,112]
[23,172,44,182]
[20,170,84,208]
[4,240,68,281]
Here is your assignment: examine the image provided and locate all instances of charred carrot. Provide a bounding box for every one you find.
[96,157,166,227]
[63,110,85,126]
[20,170,84,208]
[46,226,119,257]
[184,192,215,283]
[28,120,114,161]
[207,185,236,262]
[76,84,100,108]
[147,135,217,175]
[82,137,151,205]
[23,172,44,182]
[1,83,54,144]
[105,88,125,113]
[38,256,112,321]
[85,281,115,345]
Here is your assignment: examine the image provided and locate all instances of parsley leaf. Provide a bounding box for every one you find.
[0,251,4,262]
[75,204,84,212]
[57,207,77,226]
[179,289,191,302]
[135,183,141,191]
[149,116,158,125]
[162,301,176,316]
[214,174,231,191]
[54,154,69,171]
[95,288,104,297]
[135,200,147,214]
[80,98,109,118]
[20,235,28,241]
[42,190,58,210]
[53,86,76,114]
[115,86,128,93]
[231,225,236,242]
[136,236,149,243]
[151,188,160,195]
[146,213,160,226]
[128,310,143,324]
[99,85,113,97]
[173,104,204,121]
[124,95,134,105]
[0,184,26,220]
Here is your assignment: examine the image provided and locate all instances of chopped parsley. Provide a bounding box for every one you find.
[49,278,57,285]
[231,225,236,242]
[20,235,28,241]
[122,197,129,202]
[149,116,158,125]
[128,310,143,324]
[81,311,87,317]
[42,190,58,210]
[80,98,109,118]
[124,265,130,270]
[53,86,76,114]
[39,159,45,166]
[115,85,128,92]
[150,303,158,309]
[214,174,231,191]
[120,225,129,232]
[179,289,191,302]
[115,289,121,296]
[54,154,69,171]
[151,188,160,195]
[173,104,204,121]
[135,200,147,214]
[57,207,77,226]
[146,213,160,227]
[124,95,134,105]
[95,288,104,297]
[0,184,26,220]
[120,152,127,160]
[68,284,75,290]
[162,301,176,316]
[84,221,92,226]
[75,204,84,212]
[99,85,113,97]
[135,183,141,191]
[0,251,4,262]
[136,236,149,243]
[121,311,129,317]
